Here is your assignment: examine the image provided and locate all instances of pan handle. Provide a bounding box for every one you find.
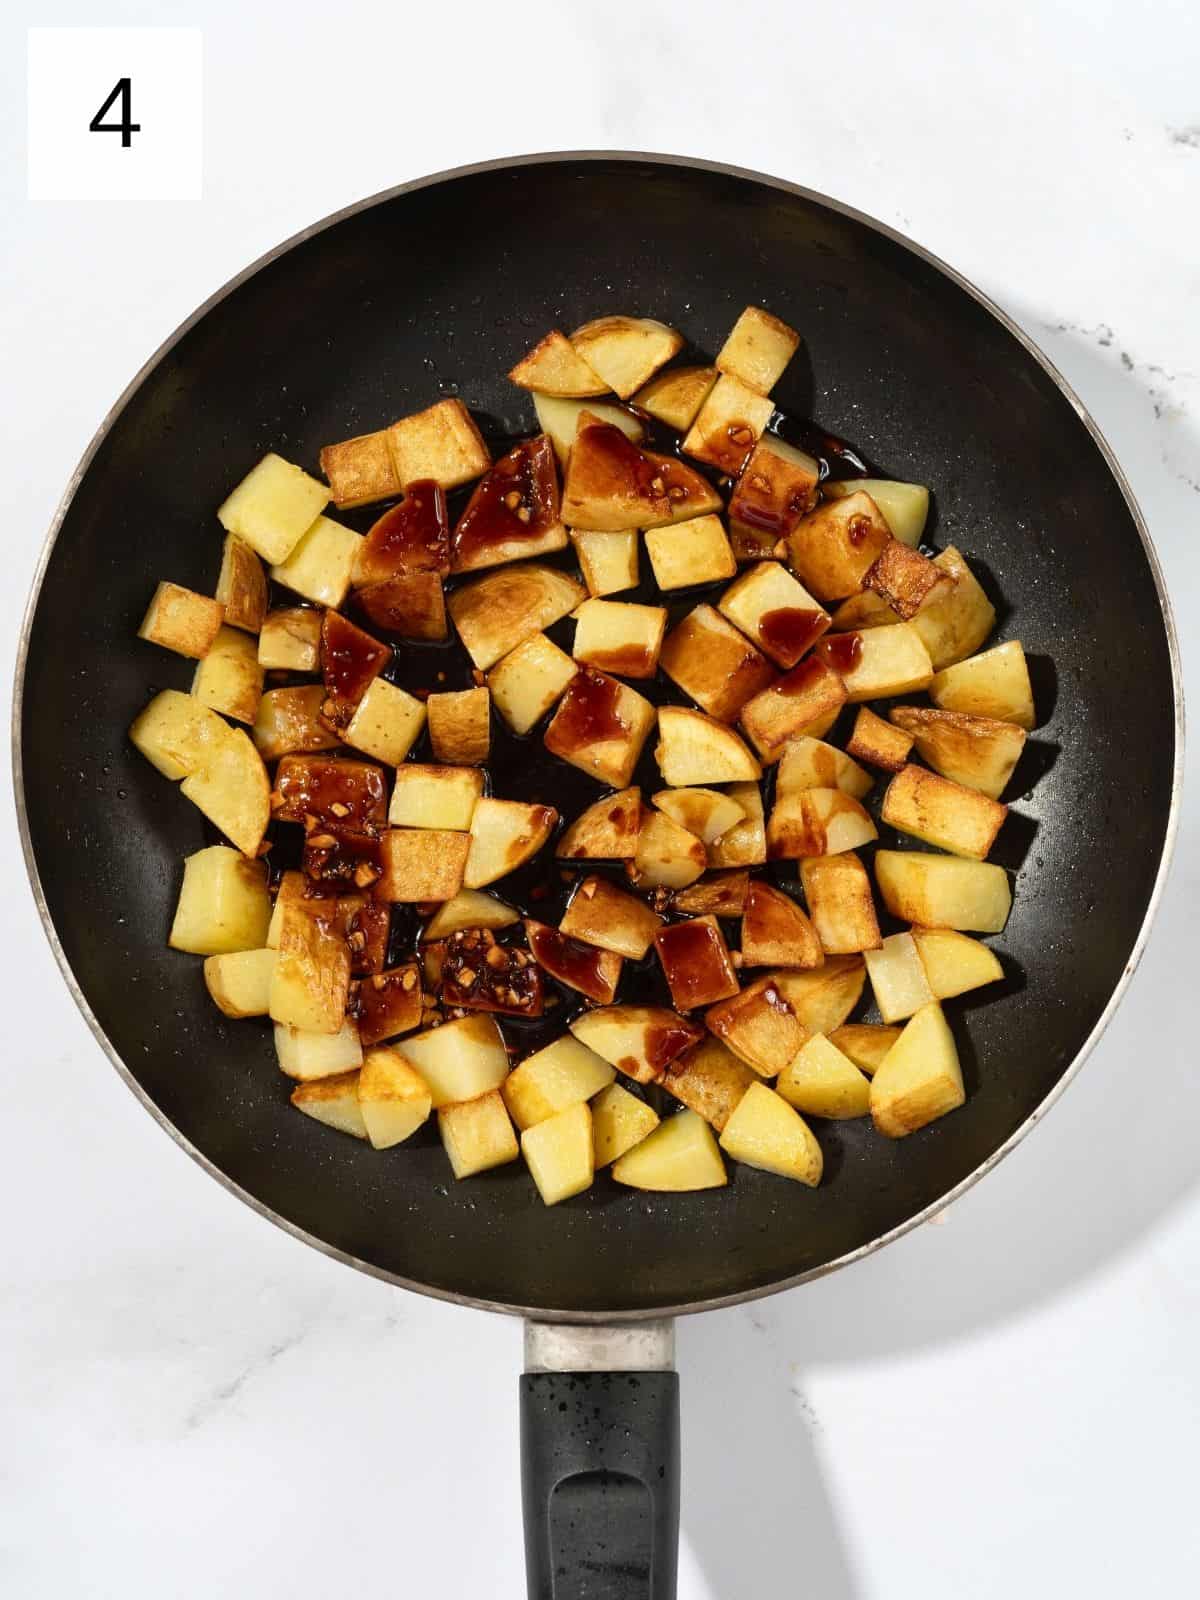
[521,1320,679,1600]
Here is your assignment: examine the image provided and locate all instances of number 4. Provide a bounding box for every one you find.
[89,78,140,148]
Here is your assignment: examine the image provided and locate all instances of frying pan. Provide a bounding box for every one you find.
[15,153,1182,1599]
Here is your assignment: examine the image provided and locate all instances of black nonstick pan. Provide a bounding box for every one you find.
[15,154,1182,1599]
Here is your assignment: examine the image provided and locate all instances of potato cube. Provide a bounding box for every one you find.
[781,490,891,601]
[671,869,750,918]
[424,888,518,939]
[874,850,1012,933]
[718,561,829,669]
[846,706,913,772]
[705,976,808,1077]
[397,1014,509,1108]
[439,1090,520,1178]
[929,640,1036,728]
[427,687,490,765]
[169,846,270,955]
[179,729,271,856]
[203,948,276,1017]
[727,438,821,558]
[719,1082,822,1185]
[192,625,264,724]
[652,788,745,846]
[290,1070,368,1138]
[138,581,225,659]
[533,394,645,466]
[258,606,322,671]
[821,477,929,545]
[378,828,470,902]
[817,623,933,701]
[570,529,640,597]
[269,899,351,1035]
[544,669,655,787]
[488,633,577,735]
[633,365,717,431]
[740,881,823,969]
[130,689,234,781]
[911,928,1003,999]
[864,931,934,1023]
[556,787,642,861]
[465,798,557,889]
[777,1033,870,1120]
[644,515,736,591]
[767,788,876,859]
[275,1018,362,1081]
[776,737,872,800]
[800,853,881,955]
[655,915,739,1009]
[559,876,663,959]
[509,330,606,397]
[449,558,581,667]
[631,809,707,890]
[882,764,1008,860]
[502,1036,615,1131]
[682,375,775,474]
[357,1047,432,1148]
[771,956,866,1034]
[270,514,362,608]
[910,547,997,669]
[612,1108,727,1191]
[659,604,777,723]
[889,707,1025,800]
[252,685,339,762]
[864,540,951,620]
[218,452,330,564]
[389,765,483,830]
[319,430,402,509]
[357,573,448,643]
[572,599,667,679]
[828,1023,902,1076]
[569,1005,702,1084]
[569,315,684,398]
[522,1102,594,1205]
[591,1083,660,1167]
[216,534,268,633]
[739,657,847,763]
[344,678,427,766]
[387,399,491,490]
[698,791,759,877]
[356,965,423,1048]
[716,306,801,394]
[870,1002,965,1137]
[272,754,387,827]
[655,706,761,787]
[662,1036,756,1131]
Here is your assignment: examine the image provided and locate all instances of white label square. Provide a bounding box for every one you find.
[28,28,202,202]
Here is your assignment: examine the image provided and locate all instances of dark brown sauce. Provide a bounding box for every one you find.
[847,514,872,548]
[768,655,833,702]
[273,755,389,828]
[571,422,711,518]
[302,827,384,889]
[342,898,390,975]
[817,632,864,674]
[353,964,423,1046]
[645,1015,704,1072]
[526,921,614,1002]
[440,927,543,1016]
[358,480,449,582]
[321,611,390,722]
[545,668,628,755]
[654,920,735,1010]
[451,435,560,571]
[758,607,828,667]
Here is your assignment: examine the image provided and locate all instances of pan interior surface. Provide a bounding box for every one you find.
[19,157,1177,1317]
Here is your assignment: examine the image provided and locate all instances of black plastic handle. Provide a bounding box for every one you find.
[520,1370,680,1600]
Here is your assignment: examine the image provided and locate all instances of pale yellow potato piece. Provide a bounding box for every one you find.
[257,607,322,671]
[929,640,1035,728]
[911,927,1004,999]
[889,706,1026,800]
[682,375,775,475]
[644,515,736,590]
[290,1070,368,1138]
[534,395,645,467]
[591,1083,661,1167]
[502,1036,615,1131]
[192,626,264,725]
[772,956,867,1033]
[377,828,470,902]
[864,932,935,1023]
[777,1034,870,1119]
[397,1014,509,1108]
[439,1090,520,1178]
[716,306,801,395]
[270,514,362,608]
[828,1023,902,1077]
[569,1005,700,1084]
[718,561,828,668]
[910,548,997,668]
[633,365,718,431]
[658,603,777,723]
[632,809,706,889]
[203,948,276,1017]
[570,316,684,399]
[821,478,929,545]
[572,599,667,679]
[275,1018,363,1081]
[570,529,640,597]
[217,452,330,565]
[465,798,557,889]
[829,623,933,701]
[707,781,766,868]
[719,1082,822,1185]
[343,678,427,766]
[652,788,745,845]
[522,1102,595,1205]
[357,1047,432,1149]
[775,737,872,801]
[881,764,1007,861]
[179,728,270,857]
[555,788,642,861]
[655,706,761,786]
[138,581,225,659]
[612,1108,727,1191]
[509,330,607,397]
[874,851,1012,934]
[423,889,519,940]
[130,689,234,781]
[488,633,577,734]
[169,846,270,955]
[389,765,484,830]
[870,1001,965,1137]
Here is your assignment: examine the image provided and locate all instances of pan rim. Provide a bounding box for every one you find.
[13,149,1185,1324]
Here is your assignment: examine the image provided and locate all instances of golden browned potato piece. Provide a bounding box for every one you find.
[138,581,225,659]
[257,606,322,671]
[633,365,718,431]
[864,539,951,620]
[929,640,1036,728]
[780,490,891,601]
[705,975,809,1078]
[555,787,642,860]
[509,330,607,397]
[569,1005,702,1084]
[739,657,848,764]
[874,851,1012,933]
[570,316,684,399]
[377,828,471,902]
[740,881,823,969]
[427,686,490,765]
[659,604,777,723]
[881,764,1008,860]
[545,669,656,788]
[682,375,775,475]
[800,853,881,955]
[717,560,830,669]
[644,514,737,591]
[662,1036,757,1131]
[706,784,766,869]
[216,534,269,633]
[320,430,402,509]
[252,685,340,762]
[559,875,663,959]
[191,626,264,725]
[449,562,587,672]
[845,706,914,773]
[889,706,1026,799]
[655,707,762,787]
[387,398,491,490]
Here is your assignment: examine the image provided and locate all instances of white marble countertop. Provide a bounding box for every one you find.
[3,3,1197,1595]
